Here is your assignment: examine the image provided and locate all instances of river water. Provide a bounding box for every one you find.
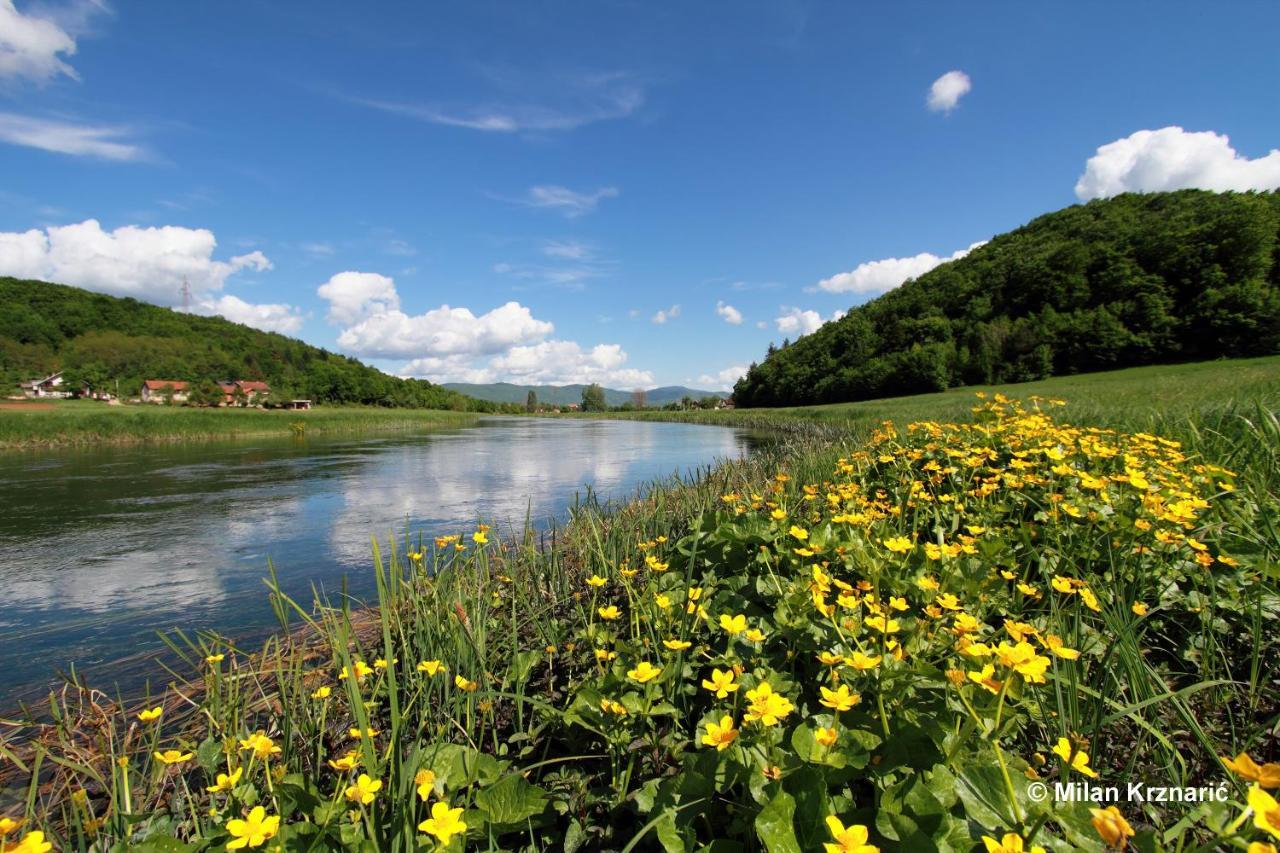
[0,417,756,707]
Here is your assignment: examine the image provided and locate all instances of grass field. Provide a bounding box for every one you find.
[2,356,1278,852]
[0,400,481,449]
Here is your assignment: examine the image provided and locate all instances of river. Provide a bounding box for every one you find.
[0,417,756,707]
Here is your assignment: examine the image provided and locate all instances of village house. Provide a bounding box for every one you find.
[18,372,68,398]
[141,380,189,403]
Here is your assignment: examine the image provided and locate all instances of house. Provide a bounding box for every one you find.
[280,399,312,410]
[141,380,189,403]
[19,372,66,398]
[218,380,270,406]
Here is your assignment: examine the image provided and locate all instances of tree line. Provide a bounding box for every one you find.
[734,190,1280,407]
[0,278,520,412]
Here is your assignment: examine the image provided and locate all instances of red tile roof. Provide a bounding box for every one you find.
[143,380,188,391]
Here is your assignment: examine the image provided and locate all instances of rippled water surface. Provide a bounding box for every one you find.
[0,418,755,705]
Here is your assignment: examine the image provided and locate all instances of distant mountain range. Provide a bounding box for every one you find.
[443,382,729,407]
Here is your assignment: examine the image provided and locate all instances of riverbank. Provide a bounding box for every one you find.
[2,361,1278,851]
[0,401,482,449]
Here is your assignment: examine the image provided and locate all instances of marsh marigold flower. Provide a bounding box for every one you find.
[701,668,739,698]
[597,605,621,621]
[206,767,243,793]
[344,773,383,805]
[327,751,360,772]
[719,613,747,635]
[418,801,468,845]
[1052,738,1099,778]
[4,831,52,853]
[586,574,607,587]
[417,660,445,676]
[1089,806,1134,848]
[815,726,838,747]
[1223,753,1280,788]
[882,536,912,554]
[226,806,280,850]
[1250,785,1280,839]
[153,749,194,765]
[414,769,437,801]
[820,684,860,712]
[239,734,281,760]
[311,685,331,700]
[628,661,662,683]
[663,639,692,651]
[702,716,740,751]
[982,832,1045,853]
[744,681,794,726]
[454,675,478,692]
[137,706,163,723]
[823,816,878,853]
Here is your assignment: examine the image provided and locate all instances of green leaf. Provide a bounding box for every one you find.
[754,789,801,853]
[474,773,549,826]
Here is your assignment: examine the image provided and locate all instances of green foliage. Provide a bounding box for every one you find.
[580,383,607,412]
[735,190,1280,407]
[0,277,514,412]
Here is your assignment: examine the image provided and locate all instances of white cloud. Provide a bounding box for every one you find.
[0,112,145,160]
[927,70,971,114]
[402,340,654,388]
[317,271,400,324]
[715,300,743,325]
[501,185,619,218]
[353,69,644,133]
[204,294,303,335]
[542,240,591,260]
[0,0,78,83]
[1074,126,1280,200]
[816,241,985,296]
[337,299,554,360]
[0,218,307,334]
[774,306,825,337]
[651,304,681,324]
[695,365,748,391]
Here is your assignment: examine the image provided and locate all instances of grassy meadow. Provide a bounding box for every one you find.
[0,400,480,450]
[1,356,1278,852]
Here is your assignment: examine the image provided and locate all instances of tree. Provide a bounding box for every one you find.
[187,379,223,407]
[581,384,607,412]
[526,390,538,413]
[631,388,647,409]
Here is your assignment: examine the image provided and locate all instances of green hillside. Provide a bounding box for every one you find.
[0,278,499,411]
[443,382,727,407]
[734,190,1280,407]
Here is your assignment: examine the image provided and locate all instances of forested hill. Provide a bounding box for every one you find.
[734,190,1280,407]
[0,278,495,410]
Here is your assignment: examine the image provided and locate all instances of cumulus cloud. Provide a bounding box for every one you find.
[0,0,79,83]
[542,240,591,260]
[402,340,654,388]
[500,185,619,218]
[0,112,146,160]
[651,304,680,324]
[774,306,825,337]
[815,241,985,296]
[715,300,743,325]
[1074,126,1280,200]
[337,300,554,360]
[0,218,306,334]
[317,271,400,325]
[927,70,971,113]
[695,365,748,391]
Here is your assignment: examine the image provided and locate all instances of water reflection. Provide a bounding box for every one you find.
[0,418,753,704]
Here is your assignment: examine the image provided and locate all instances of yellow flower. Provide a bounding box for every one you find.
[1248,843,1278,853]
[823,816,878,853]
[153,748,195,765]
[719,613,748,635]
[916,575,939,591]
[418,801,468,845]
[771,508,787,520]
[1041,634,1081,660]
[311,685,331,700]
[815,726,838,747]
[845,651,881,671]
[817,651,843,666]
[662,639,692,651]
[1089,805,1134,848]
[338,660,374,681]
[701,715,740,751]
[982,832,1045,853]
[1052,738,1099,779]
[414,769,437,801]
[863,615,900,634]
[327,751,360,772]
[1078,587,1102,612]
[701,668,739,698]
[882,536,912,554]
[344,773,383,805]
[472,530,488,544]
[968,664,1002,694]
[1223,753,1280,788]
[4,831,52,853]
[348,726,380,739]
[744,628,767,643]
[600,698,628,716]
[888,596,908,611]
[373,657,395,670]
[744,681,795,726]
[1131,602,1148,616]
[597,605,621,621]
[206,766,243,793]
[206,653,225,664]
[586,574,607,587]
[417,660,446,676]
[226,805,281,850]
[819,684,861,712]
[0,816,23,835]
[789,525,809,540]
[627,661,662,684]
[935,593,961,611]
[995,642,1050,684]
[239,733,281,760]
[454,675,478,692]
[654,593,672,609]
[137,706,163,723]
[594,649,617,662]
[1051,576,1075,594]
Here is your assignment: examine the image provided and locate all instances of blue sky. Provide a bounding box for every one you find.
[2,1,1279,389]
